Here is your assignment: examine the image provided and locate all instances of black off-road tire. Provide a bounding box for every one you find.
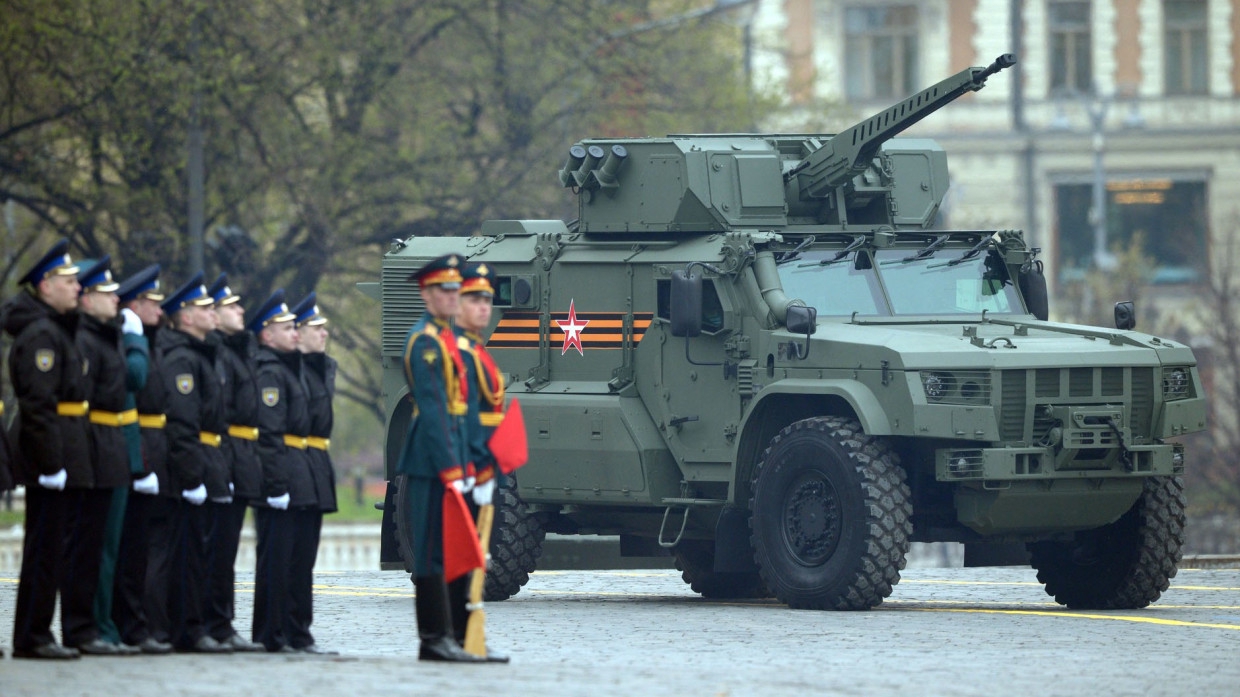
[1028,475,1186,609]
[393,474,545,602]
[748,416,912,610]
[393,474,418,574]
[673,539,769,599]
[485,475,545,602]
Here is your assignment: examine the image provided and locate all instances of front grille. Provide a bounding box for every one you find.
[997,367,1158,443]
[1000,370,1026,441]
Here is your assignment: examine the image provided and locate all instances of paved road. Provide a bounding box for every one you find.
[2,565,1238,696]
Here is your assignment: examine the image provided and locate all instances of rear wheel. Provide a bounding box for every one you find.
[673,540,769,599]
[1028,475,1185,609]
[485,474,545,601]
[749,416,911,610]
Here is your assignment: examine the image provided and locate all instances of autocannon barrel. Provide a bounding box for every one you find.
[789,53,1017,201]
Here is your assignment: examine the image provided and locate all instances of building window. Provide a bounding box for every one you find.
[1164,1,1208,95]
[1054,179,1207,283]
[843,6,919,101]
[1049,2,1092,94]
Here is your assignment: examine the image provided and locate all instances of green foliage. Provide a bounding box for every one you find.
[1,1,769,445]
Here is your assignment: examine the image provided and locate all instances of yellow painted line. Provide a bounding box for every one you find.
[906,606,1240,630]
[901,579,1043,587]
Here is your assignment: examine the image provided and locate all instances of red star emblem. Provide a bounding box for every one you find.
[556,299,590,356]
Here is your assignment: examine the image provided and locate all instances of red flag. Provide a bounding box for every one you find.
[488,398,528,474]
[442,486,484,582]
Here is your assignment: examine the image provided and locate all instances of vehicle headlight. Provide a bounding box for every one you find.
[1162,367,1191,401]
[923,372,948,402]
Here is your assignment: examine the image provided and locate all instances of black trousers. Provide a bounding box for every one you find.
[166,500,209,649]
[143,496,179,644]
[11,486,69,651]
[113,490,155,644]
[253,507,294,650]
[287,508,323,649]
[204,498,248,641]
[61,488,113,647]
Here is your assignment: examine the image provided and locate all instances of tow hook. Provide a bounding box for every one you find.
[1106,417,1134,472]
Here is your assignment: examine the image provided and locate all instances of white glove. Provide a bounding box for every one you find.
[121,308,144,336]
[472,478,495,506]
[181,484,207,505]
[228,482,235,496]
[449,476,475,494]
[210,495,233,504]
[266,493,290,510]
[37,468,67,491]
[133,473,159,496]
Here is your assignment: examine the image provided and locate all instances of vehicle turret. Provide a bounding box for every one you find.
[558,55,1015,233]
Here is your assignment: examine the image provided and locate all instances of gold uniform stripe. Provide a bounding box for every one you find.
[283,434,308,450]
[479,412,505,427]
[57,401,89,417]
[199,431,222,447]
[306,436,330,451]
[228,424,259,441]
[139,413,167,429]
[89,409,139,427]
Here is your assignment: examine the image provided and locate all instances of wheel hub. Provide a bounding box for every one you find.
[781,473,842,566]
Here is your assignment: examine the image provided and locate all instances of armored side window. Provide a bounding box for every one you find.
[657,278,726,334]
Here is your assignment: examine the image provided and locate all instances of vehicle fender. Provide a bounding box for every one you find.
[740,379,893,436]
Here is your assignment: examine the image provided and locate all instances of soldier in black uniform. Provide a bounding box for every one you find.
[158,272,232,653]
[111,265,173,654]
[289,292,337,654]
[3,239,86,660]
[250,290,316,653]
[69,257,142,656]
[204,274,264,651]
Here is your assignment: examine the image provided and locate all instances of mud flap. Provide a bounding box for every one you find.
[379,480,404,570]
[713,505,755,573]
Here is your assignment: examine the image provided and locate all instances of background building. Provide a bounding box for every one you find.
[751,0,1240,332]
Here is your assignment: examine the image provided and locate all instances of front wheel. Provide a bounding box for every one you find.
[1028,475,1186,609]
[748,416,911,610]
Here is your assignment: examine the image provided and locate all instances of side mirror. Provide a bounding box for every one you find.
[784,305,817,360]
[785,305,817,335]
[670,270,702,338]
[1114,301,1135,331]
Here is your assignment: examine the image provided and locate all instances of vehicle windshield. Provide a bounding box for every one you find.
[875,248,1023,315]
[776,246,1026,317]
[779,251,890,316]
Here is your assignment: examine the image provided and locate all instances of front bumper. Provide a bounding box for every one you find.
[935,441,1184,482]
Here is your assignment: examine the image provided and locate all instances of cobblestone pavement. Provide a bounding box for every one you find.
[2,565,1238,696]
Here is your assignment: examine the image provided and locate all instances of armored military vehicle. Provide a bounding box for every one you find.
[370,55,1206,610]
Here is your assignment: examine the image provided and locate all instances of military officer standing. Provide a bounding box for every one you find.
[111,265,173,653]
[398,254,484,663]
[203,273,264,652]
[288,292,337,654]
[453,262,509,662]
[250,290,316,652]
[158,272,232,653]
[70,257,143,656]
[3,239,86,660]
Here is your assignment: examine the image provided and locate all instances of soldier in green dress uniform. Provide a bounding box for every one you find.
[397,253,484,663]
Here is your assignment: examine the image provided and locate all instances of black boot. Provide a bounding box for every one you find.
[450,574,509,663]
[414,575,483,663]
